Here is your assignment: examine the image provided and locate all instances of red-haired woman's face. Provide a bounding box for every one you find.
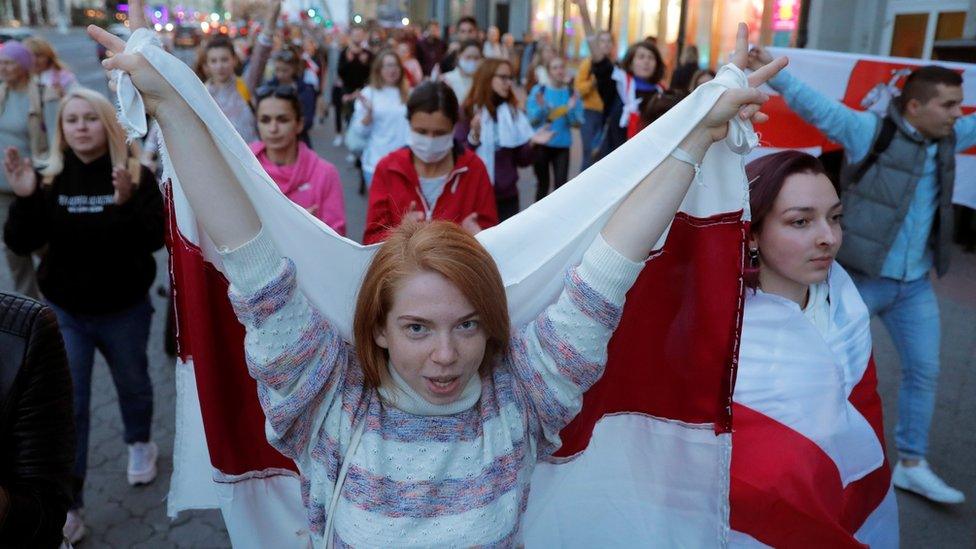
[374,270,487,405]
[752,172,842,300]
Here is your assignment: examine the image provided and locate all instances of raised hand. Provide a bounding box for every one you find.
[699,23,787,142]
[530,125,554,145]
[747,46,774,72]
[112,165,135,205]
[358,94,373,126]
[470,112,482,141]
[3,147,36,198]
[88,25,178,117]
[460,212,481,235]
[127,0,149,31]
[404,201,425,223]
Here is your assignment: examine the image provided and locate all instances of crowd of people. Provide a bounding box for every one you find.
[0,0,972,545]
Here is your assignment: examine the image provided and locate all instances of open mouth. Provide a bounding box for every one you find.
[424,375,461,396]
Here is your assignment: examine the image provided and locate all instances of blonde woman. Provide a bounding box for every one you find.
[24,36,77,99]
[2,87,164,544]
[346,48,411,187]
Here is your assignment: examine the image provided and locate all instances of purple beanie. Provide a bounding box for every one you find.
[0,41,34,72]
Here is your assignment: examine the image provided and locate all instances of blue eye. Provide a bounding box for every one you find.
[458,320,479,331]
[791,219,808,228]
[405,323,428,335]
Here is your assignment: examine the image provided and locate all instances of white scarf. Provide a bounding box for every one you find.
[611,66,641,129]
[475,103,535,185]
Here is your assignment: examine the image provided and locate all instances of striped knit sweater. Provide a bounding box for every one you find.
[220,230,644,547]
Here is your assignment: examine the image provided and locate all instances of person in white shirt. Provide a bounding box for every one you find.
[441,40,481,106]
[346,49,411,187]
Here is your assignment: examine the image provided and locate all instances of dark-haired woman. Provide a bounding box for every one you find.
[730,150,896,547]
[363,81,497,244]
[456,58,551,221]
[251,86,346,235]
[600,40,666,155]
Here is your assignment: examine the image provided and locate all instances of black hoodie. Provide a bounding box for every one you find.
[4,150,163,315]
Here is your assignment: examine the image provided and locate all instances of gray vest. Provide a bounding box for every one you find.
[837,102,955,278]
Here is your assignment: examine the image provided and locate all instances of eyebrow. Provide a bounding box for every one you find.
[782,201,842,214]
[397,312,479,323]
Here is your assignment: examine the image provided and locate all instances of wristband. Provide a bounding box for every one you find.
[669,147,702,184]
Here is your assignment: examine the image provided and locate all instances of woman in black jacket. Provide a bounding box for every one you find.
[2,86,163,544]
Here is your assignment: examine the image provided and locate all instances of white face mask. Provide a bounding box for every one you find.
[408,131,453,163]
[458,58,479,75]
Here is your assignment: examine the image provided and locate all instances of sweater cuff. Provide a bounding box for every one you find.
[767,69,793,92]
[219,229,284,295]
[576,234,645,305]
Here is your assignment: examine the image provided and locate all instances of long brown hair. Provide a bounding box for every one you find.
[353,220,510,390]
[368,49,409,102]
[462,58,518,120]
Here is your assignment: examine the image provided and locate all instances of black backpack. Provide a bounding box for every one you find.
[820,116,897,187]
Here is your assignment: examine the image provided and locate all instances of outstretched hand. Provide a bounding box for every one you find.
[699,23,787,142]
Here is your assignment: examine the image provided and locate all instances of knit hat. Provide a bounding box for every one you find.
[0,40,34,73]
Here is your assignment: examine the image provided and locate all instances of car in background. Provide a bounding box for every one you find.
[174,24,201,48]
[0,27,32,44]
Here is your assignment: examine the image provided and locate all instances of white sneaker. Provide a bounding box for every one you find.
[127,441,158,486]
[63,509,86,544]
[332,135,343,147]
[893,460,965,504]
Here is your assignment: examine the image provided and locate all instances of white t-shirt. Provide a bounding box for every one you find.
[419,174,448,208]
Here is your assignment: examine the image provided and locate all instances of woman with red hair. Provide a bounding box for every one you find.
[92,19,784,546]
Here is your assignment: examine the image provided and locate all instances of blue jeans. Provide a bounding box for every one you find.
[852,275,940,460]
[580,109,606,172]
[50,297,155,508]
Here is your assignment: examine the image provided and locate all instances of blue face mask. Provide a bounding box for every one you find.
[458,58,479,75]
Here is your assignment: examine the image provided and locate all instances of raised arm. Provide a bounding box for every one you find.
[242,0,282,98]
[748,46,876,162]
[601,24,788,263]
[89,2,259,250]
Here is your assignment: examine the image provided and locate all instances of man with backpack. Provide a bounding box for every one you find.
[749,48,976,505]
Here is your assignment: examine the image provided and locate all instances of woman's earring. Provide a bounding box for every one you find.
[748,247,760,268]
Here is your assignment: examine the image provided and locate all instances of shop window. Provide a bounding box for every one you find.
[890,13,928,59]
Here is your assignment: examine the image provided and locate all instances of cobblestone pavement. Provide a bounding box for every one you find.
[1,27,971,549]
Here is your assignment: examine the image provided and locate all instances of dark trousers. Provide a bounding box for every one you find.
[496,194,520,221]
[50,297,155,508]
[533,145,570,202]
[331,85,344,134]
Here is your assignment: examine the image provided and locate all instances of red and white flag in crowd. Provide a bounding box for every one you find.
[113,28,894,548]
[755,46,976,209]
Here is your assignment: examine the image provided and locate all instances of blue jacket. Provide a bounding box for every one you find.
[526,84,583,149]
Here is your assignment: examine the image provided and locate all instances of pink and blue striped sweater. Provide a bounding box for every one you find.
[221,230,644,547]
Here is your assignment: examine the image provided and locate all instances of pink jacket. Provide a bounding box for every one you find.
[250,141,347,236]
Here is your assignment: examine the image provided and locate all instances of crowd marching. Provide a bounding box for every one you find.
[0,0,972,545]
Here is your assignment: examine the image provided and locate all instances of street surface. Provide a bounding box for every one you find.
[0,27,970,548]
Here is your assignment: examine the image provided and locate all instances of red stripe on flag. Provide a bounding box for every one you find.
[554,211,746,458]
[166,185,297,475]
[729,358,891,547]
